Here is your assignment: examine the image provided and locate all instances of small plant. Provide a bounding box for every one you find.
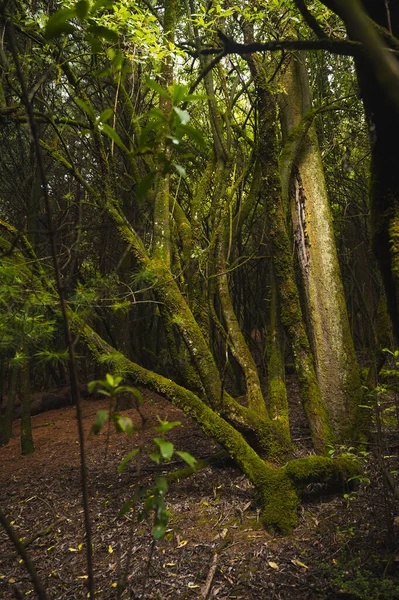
[89,373,197,540]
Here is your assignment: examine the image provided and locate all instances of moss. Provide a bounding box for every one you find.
[283,455,360,490]
[258,471,300,533]
[389,213,399,276]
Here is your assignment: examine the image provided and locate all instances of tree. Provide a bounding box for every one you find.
[0,0,382,536]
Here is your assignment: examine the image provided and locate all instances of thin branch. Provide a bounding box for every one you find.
[187,50,226,96]
[0,509,49,600]
[293,0,327,39]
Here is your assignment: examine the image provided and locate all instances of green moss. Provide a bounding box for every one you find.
[389,213,399,276]
[259,471,300,533]
[283,455,360,489]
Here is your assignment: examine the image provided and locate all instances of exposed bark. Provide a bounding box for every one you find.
[279,54,362,440]
[244,44,334,453]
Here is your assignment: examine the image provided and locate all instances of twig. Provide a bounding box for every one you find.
[0,516,66,559]
[0,509,48,600]
[201,553,218,600]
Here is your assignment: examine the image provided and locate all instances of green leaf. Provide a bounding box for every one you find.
[154,438,174,460]
[88,378,107,393]
[170,84,187,105]
[92,410,108,434]
[173,163,186,177]
[156,419,181,434]
[87,24,118,42]
[119,497,135,517]
[145,77,170,100]
[75,98,96,120]
[90,0,114,14]
[75,1,90,19]
[97,389,111,397]
[184,93,209,102]
[118,448,139,473]
[137,171,156,200]
[149,452,161,464]
[99,108,113,123]
[106,373,114,386]
[114,386,143,403]
[101,123,126,150]
[114,415,133,435]
[173,107,190,125]
[176,451,197,469]
[111,52,125,71]
[155,476,168,494]
[179,124,206,148]
[45,8,76,38]
[147,107,168,123]
[152,523,166,539]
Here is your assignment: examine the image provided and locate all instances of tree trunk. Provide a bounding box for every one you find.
[320,0,399,341]
[279,54,362,440]
[0,363,18,447]
[78,315,359,533]
[244,45,334,453]
[266,270,292,451]
[20,359,34,456]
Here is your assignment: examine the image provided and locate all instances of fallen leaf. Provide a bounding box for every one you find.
[291,559,309,569]
[177,540,188,548]
[268,561,279,570]
[108,545,113,554]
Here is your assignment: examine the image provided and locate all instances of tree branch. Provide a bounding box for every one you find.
[200,32,364,57]
[293,0,327,39]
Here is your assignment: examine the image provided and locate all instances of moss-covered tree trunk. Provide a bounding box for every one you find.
[244,43,334,453]
[77,315,359,534]
[215,231,269,417]
[153,0,175,267]
[266,270,292,451]
[279,54,362,439]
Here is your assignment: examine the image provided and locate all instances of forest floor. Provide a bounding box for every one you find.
[1,380,399,599]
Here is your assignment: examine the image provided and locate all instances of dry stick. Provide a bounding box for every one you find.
[0,509,49,600]
[201,553,219,600]
[0,517,67,559]
[4,10,94,598]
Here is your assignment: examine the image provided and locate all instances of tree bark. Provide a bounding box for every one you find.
[279,54,362,440]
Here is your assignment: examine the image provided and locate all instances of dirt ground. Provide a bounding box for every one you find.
[1,381,399,599]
